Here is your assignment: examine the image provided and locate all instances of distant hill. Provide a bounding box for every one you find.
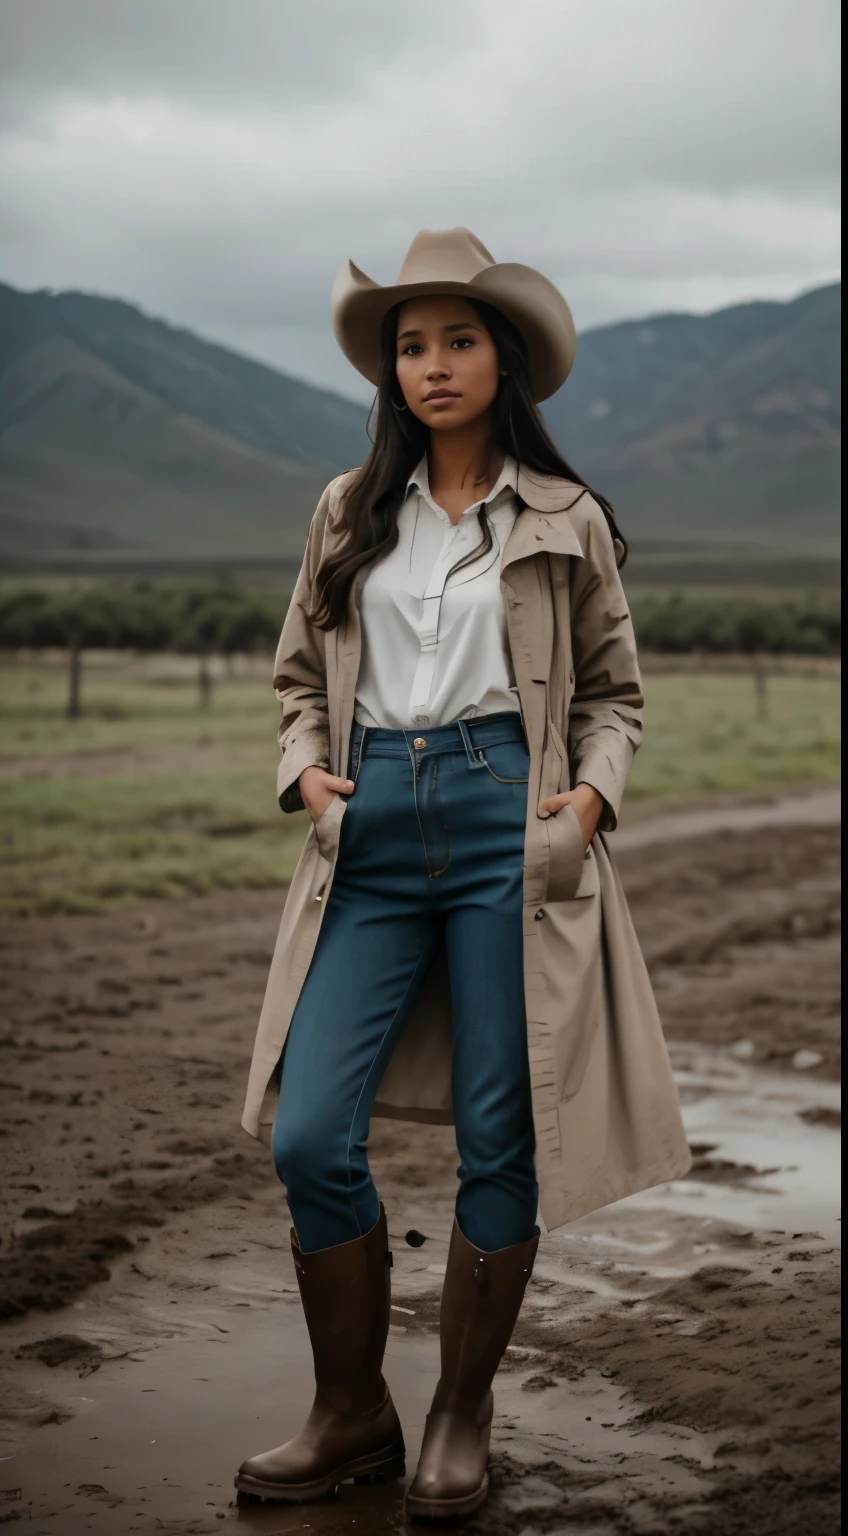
[545,283,840,553]
[0,278,840,566]
[0,284,368,559]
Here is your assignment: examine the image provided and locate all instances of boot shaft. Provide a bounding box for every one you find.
[435,1221,538,1413]
[291,1206,392,1411]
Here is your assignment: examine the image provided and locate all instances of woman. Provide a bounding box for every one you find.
[235,229,691,1519]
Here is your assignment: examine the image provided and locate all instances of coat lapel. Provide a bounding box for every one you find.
[503,467,587,572]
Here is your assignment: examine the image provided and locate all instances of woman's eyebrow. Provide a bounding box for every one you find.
[397,321,483,342]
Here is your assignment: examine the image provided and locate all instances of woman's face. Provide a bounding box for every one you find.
[394,296,503,432]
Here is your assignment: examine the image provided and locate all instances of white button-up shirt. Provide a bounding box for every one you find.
[354,455,522,731]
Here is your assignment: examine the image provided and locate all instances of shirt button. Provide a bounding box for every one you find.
[534,908,545,921]
[413,737,427,749]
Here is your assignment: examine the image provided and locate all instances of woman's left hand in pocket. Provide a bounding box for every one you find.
[538,782,605,849]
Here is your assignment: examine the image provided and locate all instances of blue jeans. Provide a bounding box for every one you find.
[272,712,539,1254]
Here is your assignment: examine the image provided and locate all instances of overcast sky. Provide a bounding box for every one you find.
[0,0,840,400]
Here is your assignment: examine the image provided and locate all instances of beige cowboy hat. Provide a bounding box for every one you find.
[331,227,576,403]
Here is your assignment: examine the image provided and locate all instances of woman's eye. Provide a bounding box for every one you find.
[451,337,473,349]
[401,344,423,356]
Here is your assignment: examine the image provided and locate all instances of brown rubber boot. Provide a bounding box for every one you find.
[405,1219,539,1520]
[234,1204,405,1502]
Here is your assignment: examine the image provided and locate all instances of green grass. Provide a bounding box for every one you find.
[0,653,840,918]
[630,670,840,798]
[0,653,309,916]
[0,767,310,915]
[0,650,278,756]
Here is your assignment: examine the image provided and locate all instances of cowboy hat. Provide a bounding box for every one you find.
[331,227,576,403]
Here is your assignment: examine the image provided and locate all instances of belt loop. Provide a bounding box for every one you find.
[457,718,487,770]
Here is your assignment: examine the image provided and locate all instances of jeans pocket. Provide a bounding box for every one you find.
[476,742,530,784]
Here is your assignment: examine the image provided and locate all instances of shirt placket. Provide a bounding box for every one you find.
[409,507,476,728]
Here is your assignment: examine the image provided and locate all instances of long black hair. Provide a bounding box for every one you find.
[310,298,625,630]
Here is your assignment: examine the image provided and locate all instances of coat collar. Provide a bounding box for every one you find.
[503,465,587,567]
[331,462,587,564]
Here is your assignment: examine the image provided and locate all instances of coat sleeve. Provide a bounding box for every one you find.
[273,484,334,814]
[568,501,643,832]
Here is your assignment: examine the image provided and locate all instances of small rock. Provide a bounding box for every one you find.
[798,1107,840,1128]
[728,1039,756,1059]
[792,1050,824,1071]
[522,1372,556,1392]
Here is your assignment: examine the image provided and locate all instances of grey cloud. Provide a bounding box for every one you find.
[0,0,479,119]
[0,0,839,397]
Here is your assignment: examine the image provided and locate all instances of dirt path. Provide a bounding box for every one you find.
[616,786,840,848]
[0,798,840,1534]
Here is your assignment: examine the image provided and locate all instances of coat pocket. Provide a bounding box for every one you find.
[313,793,347,863]
[544,803,594,903]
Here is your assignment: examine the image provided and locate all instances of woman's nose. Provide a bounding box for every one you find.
[425,354,450,377]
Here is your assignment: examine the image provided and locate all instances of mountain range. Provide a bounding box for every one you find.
[0,278,840,573]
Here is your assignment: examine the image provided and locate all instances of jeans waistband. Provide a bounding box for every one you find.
[351,710,527,764]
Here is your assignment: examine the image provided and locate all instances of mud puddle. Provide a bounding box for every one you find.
[2,1049,838,1535]
[0,1310,726,1535]
[1,1301,415,1533]
[637,1044,842,1240]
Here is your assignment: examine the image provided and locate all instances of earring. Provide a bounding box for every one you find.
[392,395,408,412]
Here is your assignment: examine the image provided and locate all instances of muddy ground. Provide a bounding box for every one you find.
[0,793,841,1535]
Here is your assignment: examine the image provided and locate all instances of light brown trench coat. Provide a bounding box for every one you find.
[242,465,692,1232]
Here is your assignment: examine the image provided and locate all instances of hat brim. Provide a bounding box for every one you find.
[331,260,576,403]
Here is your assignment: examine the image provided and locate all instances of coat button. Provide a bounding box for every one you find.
[413,737,427,749]
[534,908,545,920]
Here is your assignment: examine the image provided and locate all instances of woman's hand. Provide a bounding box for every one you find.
[299,765,355,823]
[538,782,604,849]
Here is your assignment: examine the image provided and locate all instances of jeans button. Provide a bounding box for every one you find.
[413,737,427,749]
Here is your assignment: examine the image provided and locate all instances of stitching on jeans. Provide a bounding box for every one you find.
[478,752,530,784]
[428,826,451,878]
[404,735,442,878]
[344,940,436,1234]
[428,756,452,877]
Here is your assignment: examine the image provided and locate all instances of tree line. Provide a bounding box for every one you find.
[0,582,840,718]
[0,583,282,716]
[631,591,840,657]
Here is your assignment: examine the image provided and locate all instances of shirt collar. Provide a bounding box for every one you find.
[405,454,519,518]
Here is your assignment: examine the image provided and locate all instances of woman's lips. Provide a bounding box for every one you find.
[423,390,460,403]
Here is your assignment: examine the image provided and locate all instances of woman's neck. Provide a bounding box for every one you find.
[427,420,501,503]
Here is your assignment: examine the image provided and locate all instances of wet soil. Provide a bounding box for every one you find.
[0,793,841,1534]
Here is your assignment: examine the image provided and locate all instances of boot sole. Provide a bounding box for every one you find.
[234,1443,406,1503]
[404,1471,489,1520]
